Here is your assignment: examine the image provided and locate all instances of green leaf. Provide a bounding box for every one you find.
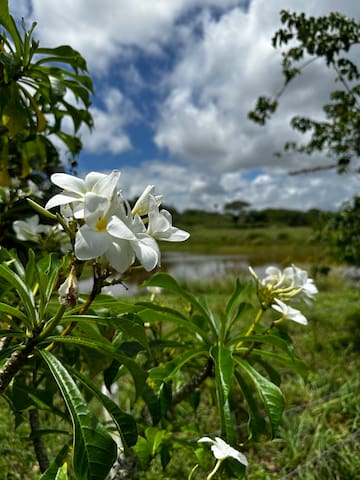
[42,335,147,397]
[224,278,244,319]
[0,301,28,324]
[149,347,208,392]
[39,444,70,480]
[143,273,217,335]
[41,335,161,422]
[69,366,137,448]
[0,263,37,327]
[113,313,149,352]
[211,345,235,443]
[211,345,233,400]
[234,370,268,441]
[0,0,23,54]
[40,350,117,480]
[234,357,284,436]
[247,348,308,379]
[36,45,89,71]
[137,305,210,343]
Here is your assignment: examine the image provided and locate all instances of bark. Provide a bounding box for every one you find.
[29,408,49,473]
[0,340,35,394]
[172,359,213,406]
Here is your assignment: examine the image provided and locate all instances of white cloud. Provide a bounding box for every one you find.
[118,160,359,213]
[154,0,358,173]
[12,0,244,73]
[7,0,360,212]
[80,88,136,154]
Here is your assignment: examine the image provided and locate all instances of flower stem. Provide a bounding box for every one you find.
[37,304,66,342]
[187,464,199,480]
[237,308,264,348]
[207,459,222,480]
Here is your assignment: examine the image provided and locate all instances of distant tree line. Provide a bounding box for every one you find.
[171,206,327,228]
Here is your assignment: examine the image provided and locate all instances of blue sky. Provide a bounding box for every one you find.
[9,0,360,212]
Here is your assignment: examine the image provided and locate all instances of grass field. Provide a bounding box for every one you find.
[0,226,359,479]
[160,225,324,264]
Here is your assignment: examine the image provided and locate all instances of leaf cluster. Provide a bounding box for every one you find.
[0,0,93,185]
[249,10,360,173]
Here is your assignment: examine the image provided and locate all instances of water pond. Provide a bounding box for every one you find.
[79,251,276,297]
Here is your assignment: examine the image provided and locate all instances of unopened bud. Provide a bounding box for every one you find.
[58,266,78,307]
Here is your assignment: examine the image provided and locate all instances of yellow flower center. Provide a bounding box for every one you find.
[95,216,108,232]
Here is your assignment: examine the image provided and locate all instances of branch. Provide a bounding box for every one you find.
[0,339,35,394]
[171,359,213,406]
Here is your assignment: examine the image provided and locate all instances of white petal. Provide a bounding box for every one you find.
[131,185,155,216]
[45,192,82,210]
[131,235,160,271]
[198,437,214,444]
[93,170,121,197]
[84,193,110,227]
[272,299,308,325]
[159,225,190,242]
[107,216,136,240]
[50,173,86,195]
[105,240,135,273]
[75,225,109,260]
[84,171,107,189]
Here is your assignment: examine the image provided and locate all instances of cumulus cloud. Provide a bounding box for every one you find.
[13,0,244,72]
[154,0,355,173]
[119,160,359,213]
[8,0,360,212]
[80,88,137,154]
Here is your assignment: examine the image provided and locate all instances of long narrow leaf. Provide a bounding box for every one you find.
[69,366,137,448]
[234,370,268,441]
[39,444,70,480]
[0,264,37,326]
[149,347,208,392]
[40,350,117,480]
[244,348,309,379]
[41,336,148,399]
[0,301,28,323]
[234,357,284,437]
[143,273,217,335]
[211,345,236,443]
[138,307,210,343]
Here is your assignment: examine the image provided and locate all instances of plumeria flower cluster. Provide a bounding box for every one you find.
[45,170,189,273]
[249,264,318,325]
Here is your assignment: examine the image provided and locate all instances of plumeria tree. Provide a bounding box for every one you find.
[0,0,93,252]
[0,167,318,479]
[0,3,320,480]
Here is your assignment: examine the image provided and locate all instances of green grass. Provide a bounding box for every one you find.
[246,272,360,480]
[160,225,324,265]
[0,233,358,479]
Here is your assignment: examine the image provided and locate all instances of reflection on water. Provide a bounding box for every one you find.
[162,251,250,280]
[79,252,277,297]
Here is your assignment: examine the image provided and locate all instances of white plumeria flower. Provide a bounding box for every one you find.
[13,215,51,241]
[198,436,248,479]
[147,195,190,242]
[75,193,160,273]
[271,298,308,325]
[249,264,318,309]
[198,437,248,465]
[131,185,163,217]
[45,170,121,218]
[288,265,318,302]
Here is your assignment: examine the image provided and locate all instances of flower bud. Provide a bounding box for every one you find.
[58,266,78,307]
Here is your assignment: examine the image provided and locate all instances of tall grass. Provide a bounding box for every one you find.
[0,269,358,479]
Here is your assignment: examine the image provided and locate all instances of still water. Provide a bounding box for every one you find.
[79,252,274,297]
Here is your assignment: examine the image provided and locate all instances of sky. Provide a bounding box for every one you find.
[9,0,360,212]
